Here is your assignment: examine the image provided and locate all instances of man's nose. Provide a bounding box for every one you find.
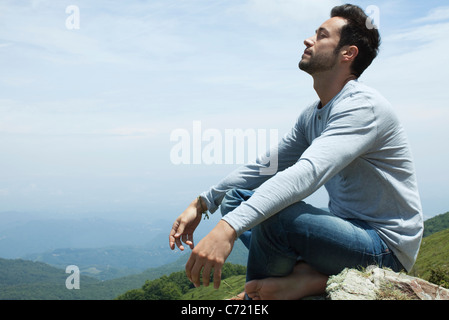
[304,37,315,48]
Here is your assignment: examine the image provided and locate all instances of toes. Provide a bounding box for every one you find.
[245,280,262,299]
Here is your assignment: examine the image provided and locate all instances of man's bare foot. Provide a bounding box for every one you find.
[244,262,328,300]
[228,291,245,300]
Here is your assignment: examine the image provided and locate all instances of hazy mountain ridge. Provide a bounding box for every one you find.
[0,212,169,258]
[0,211,221,280]
[0,241,249,300]
[23,243,182,280]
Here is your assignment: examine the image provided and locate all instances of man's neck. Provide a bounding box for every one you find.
[312,71,357,108]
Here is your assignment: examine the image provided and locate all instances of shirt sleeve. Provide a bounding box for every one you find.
[222,102,379,237]
[200,115,310,214]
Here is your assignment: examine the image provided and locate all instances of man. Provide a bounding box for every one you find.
[169,4,423,300]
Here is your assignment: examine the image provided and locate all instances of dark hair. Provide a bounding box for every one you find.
[331,4,381,78]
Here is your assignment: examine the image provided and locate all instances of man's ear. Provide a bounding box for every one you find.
[341,45,359,62]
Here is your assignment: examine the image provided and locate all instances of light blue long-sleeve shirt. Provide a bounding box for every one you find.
[200,80,423,271]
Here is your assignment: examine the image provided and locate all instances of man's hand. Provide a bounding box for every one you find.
[185,220,237,289]
[169,198,203,251]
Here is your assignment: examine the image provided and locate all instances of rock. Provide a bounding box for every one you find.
[326,268,377,300]
[325,265,449,300]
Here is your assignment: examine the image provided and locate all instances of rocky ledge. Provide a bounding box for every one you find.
[324,265,449,300]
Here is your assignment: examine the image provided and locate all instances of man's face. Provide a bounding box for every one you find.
[299,17,347,75]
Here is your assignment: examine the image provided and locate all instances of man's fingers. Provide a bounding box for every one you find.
[182,220,234,290]
[202,264,212,287]
[169,220,187,251]
[183,233,194,249]
[188,259,203,288]
[185,255,193,282]
[175,237,184,251]
[169,223,180,250]
[169,226,176,250]
[186,254,222,289]
[174,219,185,238]
[169,201,203,251]
[182,234,193,247]
[213,264,222,289]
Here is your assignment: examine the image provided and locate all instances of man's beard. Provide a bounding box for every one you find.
[299,50,338,75]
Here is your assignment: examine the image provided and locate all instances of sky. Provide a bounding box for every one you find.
[0,0,448,222]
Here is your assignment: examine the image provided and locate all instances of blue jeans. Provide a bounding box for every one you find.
[220,189,404,281]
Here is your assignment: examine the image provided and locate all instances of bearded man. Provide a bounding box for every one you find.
[169,4,423,300]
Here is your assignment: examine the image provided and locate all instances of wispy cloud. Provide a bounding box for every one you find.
[233,0,342,26]
[414,6,449,23]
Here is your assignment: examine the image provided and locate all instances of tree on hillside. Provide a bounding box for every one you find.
[115,288,146,300]
[428,266,449,289]
[142,276,182,300]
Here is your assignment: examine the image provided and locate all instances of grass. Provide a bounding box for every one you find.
[375,282,418,300]
[181,275,246,300]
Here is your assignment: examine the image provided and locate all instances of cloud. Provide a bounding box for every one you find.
[0,0,201,69]
[234,0,342,27]
[414,6,449,23]
[106,127,159,139]
[370,17,449,105]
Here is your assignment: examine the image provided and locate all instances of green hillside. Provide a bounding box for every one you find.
[0,258,102,299]
[423,211,449,237]
[409,228,449,282]
[0,252,192,300]
[408,211,449,286]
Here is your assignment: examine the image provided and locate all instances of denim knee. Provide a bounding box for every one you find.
[247,214,297,279]
[252,214,296,260]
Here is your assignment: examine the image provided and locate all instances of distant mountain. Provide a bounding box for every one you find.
[0,210,240,281]
[0,239,249,300]
[0,258,102,300]
[23,242,183,280]
[0,213,170,258]
[0,255,189,300]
